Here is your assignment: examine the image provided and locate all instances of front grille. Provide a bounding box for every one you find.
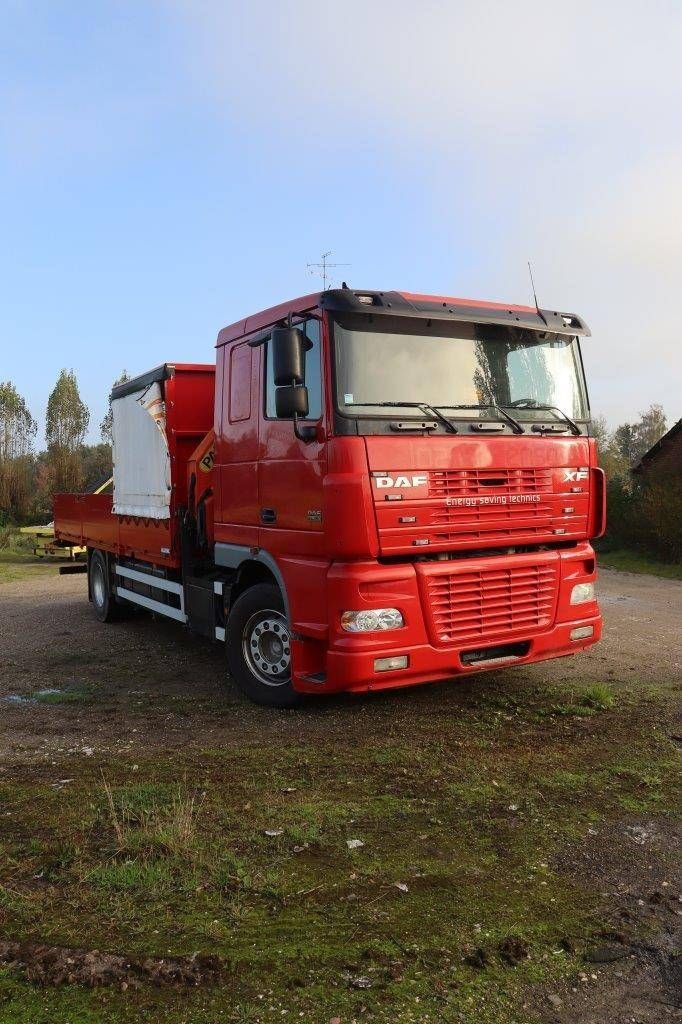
[430,501,554,525]
[424,562,558,646]
[429,468,553,498]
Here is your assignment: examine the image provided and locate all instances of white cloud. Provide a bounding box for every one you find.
[169,1,679,138]
[165,0,682,423]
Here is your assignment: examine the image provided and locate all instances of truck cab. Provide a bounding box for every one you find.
[210,288,603,704]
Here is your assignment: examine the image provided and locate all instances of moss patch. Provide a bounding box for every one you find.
[0,677,678,1022]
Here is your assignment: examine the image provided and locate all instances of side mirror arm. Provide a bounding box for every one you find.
[293,412,316,443]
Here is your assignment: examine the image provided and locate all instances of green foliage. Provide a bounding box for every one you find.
[596,404,679,563]
[45,369,90,494]
[99,370,129,445]
[0,382,37,520]
[603,403,668,471]
[639,470,682,562]
[579,683,615,710]
[599,474,682,564]
[549,682,615,717]
[81,443,112,490]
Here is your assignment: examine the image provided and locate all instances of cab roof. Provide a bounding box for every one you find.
[216,288,590,346]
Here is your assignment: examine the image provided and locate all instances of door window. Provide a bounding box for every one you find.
[229,343,252,423]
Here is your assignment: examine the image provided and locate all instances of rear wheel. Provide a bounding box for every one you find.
[226,583,300,707]
[88,549,118,622]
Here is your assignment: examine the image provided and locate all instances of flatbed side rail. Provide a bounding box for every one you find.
[53,493,117,550]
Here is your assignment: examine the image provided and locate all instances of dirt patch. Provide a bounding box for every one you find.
[0,939,223,989]
[529,815,682,1022]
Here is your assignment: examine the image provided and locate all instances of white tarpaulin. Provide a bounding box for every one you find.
[112,383,171,519]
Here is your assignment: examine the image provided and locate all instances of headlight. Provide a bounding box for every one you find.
[341,608,404,632]
[570,582,595,605]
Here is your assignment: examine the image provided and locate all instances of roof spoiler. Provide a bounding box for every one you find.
[319,289,590,337]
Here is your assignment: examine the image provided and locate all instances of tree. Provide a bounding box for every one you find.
[100,370,129,445]
[592,415,628,480]
[0,381,37,520]
[633,403,667,464]
[611,422,638,467]
[609,405,668,469]
[45,369,90,494]
[591,415,609,450]
[82,443,112,491]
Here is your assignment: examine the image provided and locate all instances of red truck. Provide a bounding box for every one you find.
[54,287,605,706]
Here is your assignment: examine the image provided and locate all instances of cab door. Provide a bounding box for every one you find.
[257,318,326,557]
[214,339,261,548]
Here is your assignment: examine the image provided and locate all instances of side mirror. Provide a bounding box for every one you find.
[271,325,316,442]
[275,384,309,419]
[271,326,310,386]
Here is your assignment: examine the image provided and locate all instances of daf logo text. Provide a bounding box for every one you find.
[374,474,428,489]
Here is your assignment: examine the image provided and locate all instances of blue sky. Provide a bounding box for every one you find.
[2,1,680,444]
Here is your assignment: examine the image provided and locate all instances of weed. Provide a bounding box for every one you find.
[100,777,204,861]
[547,682,616,717]
[87,860,174,894]
[33,687,96,705]
[580,683,615,710]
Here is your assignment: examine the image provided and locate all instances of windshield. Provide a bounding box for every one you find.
[333,316,589,422]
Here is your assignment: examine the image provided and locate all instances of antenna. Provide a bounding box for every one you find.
[527,261,548,326]
[307,251,350,291]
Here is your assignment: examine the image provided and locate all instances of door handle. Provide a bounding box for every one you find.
[260,508,277,524]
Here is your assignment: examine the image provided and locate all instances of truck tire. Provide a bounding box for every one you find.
[226,583,301,708]
[88,549,118,623]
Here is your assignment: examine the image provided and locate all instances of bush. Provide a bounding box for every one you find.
[600,473,682,564]
[600,477,641,551]
[640,474,682,562]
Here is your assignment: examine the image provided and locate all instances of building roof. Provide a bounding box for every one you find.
[633,418,682,472]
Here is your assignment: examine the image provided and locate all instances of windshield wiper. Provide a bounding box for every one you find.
[347,401,458,434]
[444,403,524,435]
[505,400,581,435]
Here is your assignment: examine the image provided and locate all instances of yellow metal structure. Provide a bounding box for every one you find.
[20,477,112,559]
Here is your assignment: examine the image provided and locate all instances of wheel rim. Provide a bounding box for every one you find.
[92,562,106,609]
[242,609,292,687]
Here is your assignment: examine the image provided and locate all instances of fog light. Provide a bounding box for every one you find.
[570,625,594,640]
[374,655,409,672]
[570,582,595,605]
[341,608,404,632]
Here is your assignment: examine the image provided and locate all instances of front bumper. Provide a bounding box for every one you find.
[295,613,602,693]
[292,543,602,694]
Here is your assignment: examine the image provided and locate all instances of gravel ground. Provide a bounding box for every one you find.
[0,564,680,1023]
[0,565,680,761]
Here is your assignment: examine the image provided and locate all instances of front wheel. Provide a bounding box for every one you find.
[226,583,300,708]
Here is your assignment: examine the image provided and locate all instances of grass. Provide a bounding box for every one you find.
[0,532,61,583]
[548,682,616,717]
[598,547,682,580]
[0,677,678,1023]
